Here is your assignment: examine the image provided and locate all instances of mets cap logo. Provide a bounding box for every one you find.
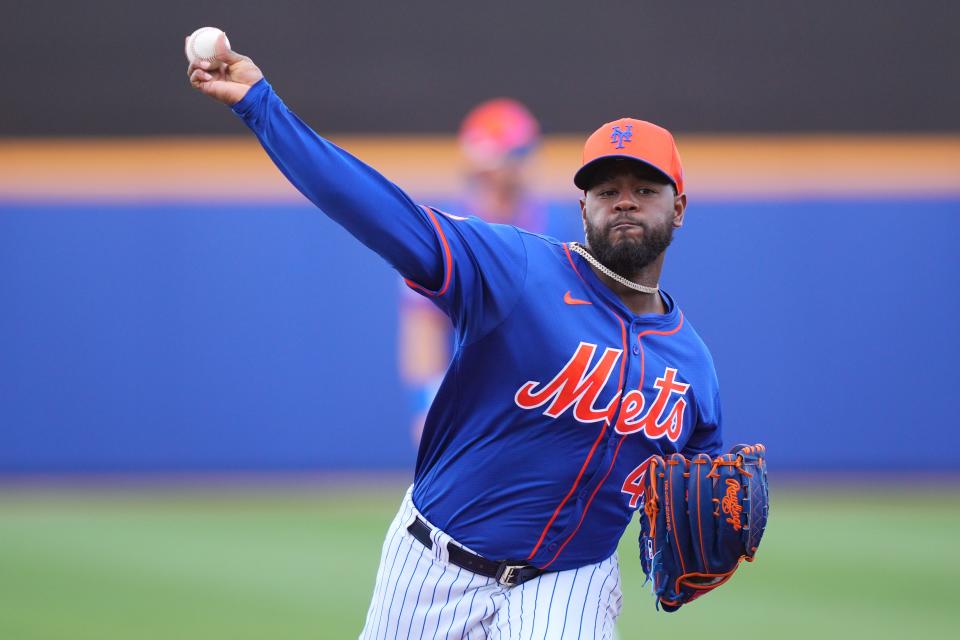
[610,124,633,149]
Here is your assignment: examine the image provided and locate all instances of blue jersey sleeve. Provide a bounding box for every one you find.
[681,387,723,456]
[232,78,442,290]
[232,79,527,345]
[403,211,528,347]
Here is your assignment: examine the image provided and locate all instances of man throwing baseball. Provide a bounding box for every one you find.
[188,34,759,639]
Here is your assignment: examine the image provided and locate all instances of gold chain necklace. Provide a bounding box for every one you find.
[568,242,660,294]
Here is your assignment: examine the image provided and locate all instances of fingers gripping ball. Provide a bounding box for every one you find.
[639,444,769,612]
[185,27,230,70]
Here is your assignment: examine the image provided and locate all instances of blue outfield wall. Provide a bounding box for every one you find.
[1,198,958,472]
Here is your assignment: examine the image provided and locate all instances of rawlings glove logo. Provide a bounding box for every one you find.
[721,478,743,531]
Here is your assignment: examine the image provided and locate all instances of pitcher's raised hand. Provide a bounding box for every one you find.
[187,32,263,106]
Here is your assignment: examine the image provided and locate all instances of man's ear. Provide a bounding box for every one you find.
[673,193,687,228]
[580,197,588,235]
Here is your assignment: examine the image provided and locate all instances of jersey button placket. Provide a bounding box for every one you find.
[607,318,640,445]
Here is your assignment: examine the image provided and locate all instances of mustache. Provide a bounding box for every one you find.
[606,217,647,231]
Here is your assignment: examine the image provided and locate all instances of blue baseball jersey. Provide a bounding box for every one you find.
[233,79,723,572]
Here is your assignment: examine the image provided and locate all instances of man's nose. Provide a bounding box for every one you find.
[614,195,639,211]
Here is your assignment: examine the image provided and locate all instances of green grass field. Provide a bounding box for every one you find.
[1,481,957,639]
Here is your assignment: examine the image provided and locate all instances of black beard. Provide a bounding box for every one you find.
[584,217,674,277]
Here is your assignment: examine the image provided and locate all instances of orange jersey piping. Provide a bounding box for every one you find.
[402,205,453,297]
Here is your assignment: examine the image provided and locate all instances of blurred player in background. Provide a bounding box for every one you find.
[399,99,543,444]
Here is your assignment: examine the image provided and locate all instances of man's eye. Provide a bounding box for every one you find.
[638,188,655,195]
[600,190,617,197]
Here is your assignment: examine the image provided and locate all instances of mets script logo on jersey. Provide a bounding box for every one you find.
[513,341,689,442]
[610,125,633,149]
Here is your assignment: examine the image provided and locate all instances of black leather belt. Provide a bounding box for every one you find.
[407,516,545,587]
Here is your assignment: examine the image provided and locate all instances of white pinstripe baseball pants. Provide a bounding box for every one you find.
[359,487,622,640]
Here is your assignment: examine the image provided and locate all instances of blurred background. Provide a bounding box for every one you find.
[1,1,958,638]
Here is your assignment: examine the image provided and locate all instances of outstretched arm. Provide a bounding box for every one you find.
[187,33,442,289]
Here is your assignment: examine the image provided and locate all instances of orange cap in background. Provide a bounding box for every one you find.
[573,118,684,194]
[459,98,540,170]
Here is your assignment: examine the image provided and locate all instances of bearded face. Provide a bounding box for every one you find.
[584,209,675,276]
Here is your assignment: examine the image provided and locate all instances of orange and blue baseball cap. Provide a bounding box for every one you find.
[573,118,684,194]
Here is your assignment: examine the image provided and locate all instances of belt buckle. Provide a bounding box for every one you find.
[495,562,528,586]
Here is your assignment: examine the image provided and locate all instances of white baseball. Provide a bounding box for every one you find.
[185,27,230,69]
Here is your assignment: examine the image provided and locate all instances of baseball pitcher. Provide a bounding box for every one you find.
[187,32,768,639]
